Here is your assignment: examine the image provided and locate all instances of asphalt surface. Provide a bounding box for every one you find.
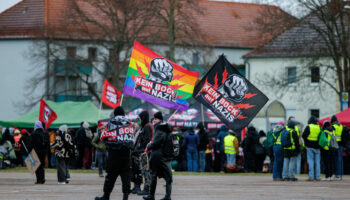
[0,172,349,200]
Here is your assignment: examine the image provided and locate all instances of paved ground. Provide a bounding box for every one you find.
[0,172,349,200]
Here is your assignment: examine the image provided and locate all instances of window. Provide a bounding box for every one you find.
[192,52,199,65]
[311,67,320,84]
[88,47,97,61]
[287,67,296,85]
[310,109,320,119]
[66,46,76,59]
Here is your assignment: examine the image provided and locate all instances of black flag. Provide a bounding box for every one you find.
[193,55,268,132]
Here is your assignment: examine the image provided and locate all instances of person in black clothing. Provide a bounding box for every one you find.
[95,106,135,200]
[19,129,32,166]
[242,126,259,172]
[197,123,209,172]
[133,111,154,196]
[31,121,50,184]
[143,122,173,200]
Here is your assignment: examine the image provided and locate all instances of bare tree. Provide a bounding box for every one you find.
[250,0,350,106]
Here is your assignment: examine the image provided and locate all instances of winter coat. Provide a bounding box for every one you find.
[134,111,154,154]
[92,133,106,152]
[283,121,300,158]
[147,123,171,161]
[75,127,93,149]
[31,128,50,155]
[51,131,74,158]
[19,132,32,156]
[216,125,228,152]
[197,123,209,151]
[302,116,320,149]
[183,130,199,153]
[243,127,259,154]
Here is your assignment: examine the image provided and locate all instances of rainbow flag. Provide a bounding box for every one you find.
[123,40,199,111]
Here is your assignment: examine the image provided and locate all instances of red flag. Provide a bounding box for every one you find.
[102,79,121,109]
[39,98,57,129]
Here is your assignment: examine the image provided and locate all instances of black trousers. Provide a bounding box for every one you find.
[149,153,172,198]
[35,152,46,182]
[56,157,70,182]
[103,150,131,195]
[131,154,142,185]
[321,149,335,178]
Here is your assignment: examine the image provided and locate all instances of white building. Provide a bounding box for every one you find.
[0,0,290,121]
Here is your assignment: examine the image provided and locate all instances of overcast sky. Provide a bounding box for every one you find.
[0,0,304,17]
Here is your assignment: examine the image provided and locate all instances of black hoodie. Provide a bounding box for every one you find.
[134,111,154,154]
[302,116,320,149]
[197,123,209,151]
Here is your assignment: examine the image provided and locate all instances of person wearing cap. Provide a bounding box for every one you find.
[152,112,163,130]
[51,125,74,184]
[331,115,347,180]
[92,125,107,177]
[19,129,31,166]
[31,121,50,184]
[95,106,135,200]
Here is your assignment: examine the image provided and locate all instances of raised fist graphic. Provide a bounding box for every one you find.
[218,74,248,102]
[148,58,174,83]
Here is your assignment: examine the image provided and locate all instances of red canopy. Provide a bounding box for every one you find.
[319,108,350,127]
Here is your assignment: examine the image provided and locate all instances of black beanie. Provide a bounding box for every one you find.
[114,106,125,116]
[154,111,163,121]
[331,115,338,124]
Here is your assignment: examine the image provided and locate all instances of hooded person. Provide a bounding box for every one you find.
[321,120,336,180]
[51,125,74,184]
[143,123,173,200]
[196,123,209,172]
[95,106,135,200]
[242,126,260,172]
[215,125,228,172]
[31,121,50,184]
[183,127,200,172]
[75,121,93,169]
[132,110,154,195]
[19,129,32,166]
[330,115,346,180]
[302,116,322,181]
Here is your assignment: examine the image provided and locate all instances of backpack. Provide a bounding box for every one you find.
[264,130,274,149]
[329,134,339,150]
[162,133,180,160]
[281,129,292,147]
[318,131,328,148]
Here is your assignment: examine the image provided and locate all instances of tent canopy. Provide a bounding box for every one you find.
[319,108,350,127]
[0,101,108,128]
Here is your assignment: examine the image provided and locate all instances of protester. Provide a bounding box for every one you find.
[19,129,31,166]
[51,125,74,184]
[49,131,57,168]
[152,112,163,129]
[171,127,184,171]
[197,123,209,172]
[31,121,50,184]
[95,106,135,200]
[143,122,173,200]
[215,125,228,172]
[321,121,335,181]
[224,130,239,165]
[331,115,346,180]
[76,121,93,169]
[242,126,259,172]
[282,120,300,181]
[302,116,321,181]
[13,129,21,166]
[183,127,199,172]
[205,136,216,172]
[92,125,107,177]
[133,111,154,196]
[272,122,284,181]
[255,130,267,172]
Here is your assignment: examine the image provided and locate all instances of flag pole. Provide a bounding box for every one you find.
[120,94,124,106]
[201,104,205,126]
[98,98,103,121]
[167,110,178,123]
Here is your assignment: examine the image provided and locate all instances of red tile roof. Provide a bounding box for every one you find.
[0,0,291,48]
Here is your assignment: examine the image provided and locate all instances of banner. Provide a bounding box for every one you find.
[39,98,57,129]
[123,40,199,111]
[102,79,122,109]
[193,55,268,132]
[24,149,41,174]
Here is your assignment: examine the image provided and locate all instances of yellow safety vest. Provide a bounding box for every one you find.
[283,128,296,150]
[323,130,334,151]
[272,127,282,145]
[224,135,236,155]
[307,124,321,141]
[332,124,343,142]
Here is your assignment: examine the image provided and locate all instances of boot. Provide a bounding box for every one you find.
[137,188,150,196]
[143,195,155,200]
[123,193,129,200]
[131,185,141,194]
[95,194,110,200]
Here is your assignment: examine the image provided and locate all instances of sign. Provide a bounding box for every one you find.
[39,98,57,129]
[102,79,122,109]
[193,55,269,132]
[341,92,349,111]
[123,40,199,111]
[25,149,41,174]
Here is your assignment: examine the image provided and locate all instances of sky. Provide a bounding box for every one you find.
[0,0,21,13]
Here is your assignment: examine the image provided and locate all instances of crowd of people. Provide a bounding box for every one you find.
[1,107,350,199]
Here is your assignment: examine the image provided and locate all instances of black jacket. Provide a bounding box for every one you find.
[19,132,32,156]
[134,123,153,154]
[75,127,92,148]
[31,128,50,155]
[302,116,320,149]
[197,123,209,151]
[147,123,172,161]
[243,127,259,154]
